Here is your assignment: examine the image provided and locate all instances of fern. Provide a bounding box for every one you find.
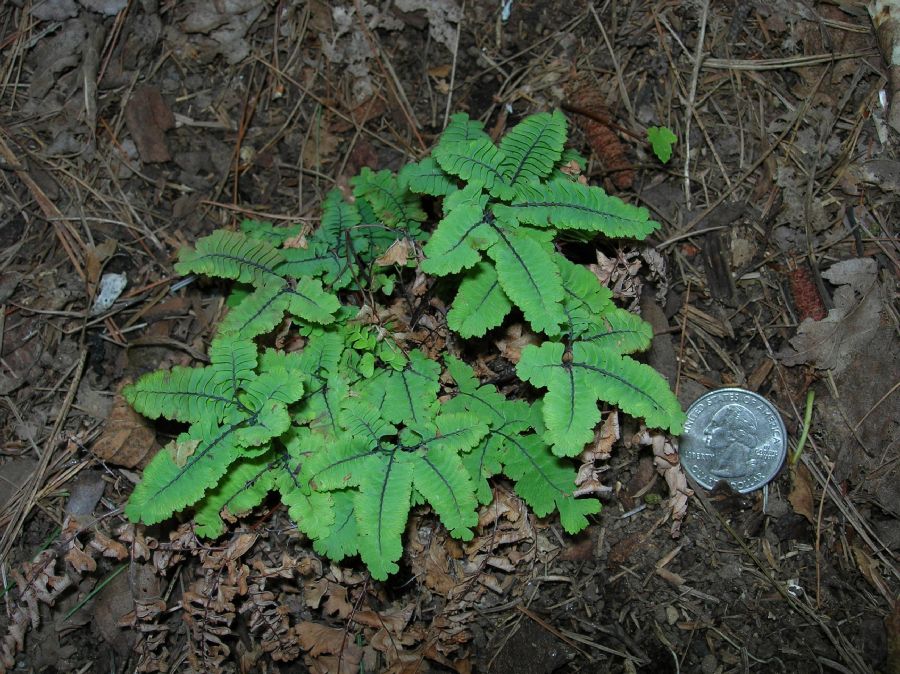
[124,109,685,581]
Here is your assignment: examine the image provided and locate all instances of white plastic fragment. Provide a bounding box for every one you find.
[91,272,127,315]
[501,0,513,22]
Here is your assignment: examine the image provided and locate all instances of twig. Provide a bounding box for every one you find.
[443,0,464,129]
[588,3,633,119]
[0,349,88,565]
[683,0,709,209]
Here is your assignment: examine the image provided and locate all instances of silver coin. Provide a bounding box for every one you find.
[678,388,787,493]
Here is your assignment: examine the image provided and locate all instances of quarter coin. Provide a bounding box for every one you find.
[678,388,787,493]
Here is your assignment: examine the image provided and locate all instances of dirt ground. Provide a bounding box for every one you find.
[0,0,898,672]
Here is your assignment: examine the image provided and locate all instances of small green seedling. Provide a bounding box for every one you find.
[647,125,677,163]
[123,110,685,580]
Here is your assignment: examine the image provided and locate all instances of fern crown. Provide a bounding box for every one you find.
[123,109,685,580]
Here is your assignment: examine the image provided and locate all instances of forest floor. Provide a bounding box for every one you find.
[0,1,898,672]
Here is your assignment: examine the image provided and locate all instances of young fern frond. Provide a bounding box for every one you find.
[438,112,492,145]
[351,167,426,231]
[420,185,494,276]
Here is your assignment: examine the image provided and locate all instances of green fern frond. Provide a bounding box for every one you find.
[276,462,336,540]
[446,262,512,337]
[406,445,478,539]
[439,112,492,145]
[579,305,653,354]
[125,417,246,525]
[209,337,258,397]
[518,341,684,455]
[317,189,363,246]
[499,110,567,186]
[359,350,440,426]
[433,137,514,200]
[298,373,349,434]
[487,228,566,336]
[193,452,278,537]
[124,364,241,424]
[285,277,341,325]
[175,229,284,287]
[339,401,397,446]
[352,168,426,229]
[421,186,494,276]
[500,431,600,533]
[240,219,302,247]
[355,449,414,580]
[297,328,345,379]
[218,281,290,339]
[514,341,599,454]
[399,157,458,196]
[311,489,359,561]
[416,405,488,453]
[277,244,343,286]
[304,435,380,492]
[570,342,684,433]
[493,178,659,239]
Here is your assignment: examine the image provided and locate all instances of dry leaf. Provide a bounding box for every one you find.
[92,390,157,468]
[125,86,175,163]
[638,429,693,537]
[851,545,892,601]
[427,64,451,78]
[297,622,345,657]
[788,464,816,524]
[352,604,413,634]
[374,238,411,266]
[494,323,539,364]
[781,258,883,373]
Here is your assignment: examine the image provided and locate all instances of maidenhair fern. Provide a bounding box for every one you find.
[123,109,686,580]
